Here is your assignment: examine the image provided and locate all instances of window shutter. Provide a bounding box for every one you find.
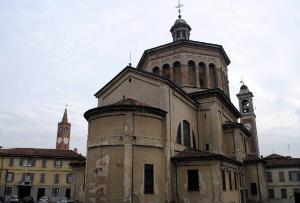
[19,159,23,166]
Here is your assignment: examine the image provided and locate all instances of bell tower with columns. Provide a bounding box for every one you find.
[237,83,260,156]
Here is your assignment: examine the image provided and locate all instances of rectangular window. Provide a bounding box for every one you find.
[4,187,12,196]
[144,164,154,194]
[22,159,35,167]
[40,173,45,183]
[268,189,274,199]
[222,170,226,191]
[42,159,47,168]
[66,174,72,184]
[228,171,232,190]
[266,172,273,182]
[289,171,300,182]
[54,174,59,184]
[6,172,14,182]
[251,183,257,195]
[52,188,59,197]
[9,158,14,167]
[54,160,62,168]
[281,189,287,198]
[234,172,238,190]
[188,169,199,191]
[279,171,285,182]
[22,173,34,182]
[294,188,300,194]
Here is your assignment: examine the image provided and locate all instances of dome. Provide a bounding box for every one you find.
[170,16,192,42]
[240,84,248,90]
[174,18,188,25]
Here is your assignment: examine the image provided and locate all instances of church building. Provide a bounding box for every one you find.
[81,9,268,203]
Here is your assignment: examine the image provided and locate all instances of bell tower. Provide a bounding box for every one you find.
[56,108,71,150]
[237,84,260,156]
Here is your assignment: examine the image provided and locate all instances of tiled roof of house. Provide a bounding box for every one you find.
[0,148,85,160]
[171,148,243,165]
[264,153,300,168]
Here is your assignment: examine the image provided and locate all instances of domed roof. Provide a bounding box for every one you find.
[240,84,248,90]
[174,17,188,25]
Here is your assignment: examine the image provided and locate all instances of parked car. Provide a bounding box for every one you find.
[22,196,34,203]
[38,196,50,203]
[9,195,20,203]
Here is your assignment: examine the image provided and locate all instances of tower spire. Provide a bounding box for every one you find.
[62,105,68,123]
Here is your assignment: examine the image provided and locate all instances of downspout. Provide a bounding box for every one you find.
[131,106,135,203]
[256,163,262,202]
[175,162,178,203]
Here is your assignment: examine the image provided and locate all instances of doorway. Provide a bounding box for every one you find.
[65,189,71,199]
[18,186,31,199]
[37,188,45,201]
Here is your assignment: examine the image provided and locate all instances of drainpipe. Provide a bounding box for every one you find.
[131,106,136,203]
[256,163,262,202]
[4,170,8,197]
[175,162,178,203]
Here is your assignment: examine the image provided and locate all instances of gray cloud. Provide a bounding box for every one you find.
[0,0,300,156]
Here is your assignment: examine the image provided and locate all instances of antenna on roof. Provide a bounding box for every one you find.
[129,52,132,67]
[272,149,275,154]
[288,144,291,156]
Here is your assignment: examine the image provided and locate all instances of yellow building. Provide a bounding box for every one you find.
[0,110,85,202]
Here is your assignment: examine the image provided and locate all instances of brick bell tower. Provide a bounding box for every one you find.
[237,83,260,156]
[56,108,71,150]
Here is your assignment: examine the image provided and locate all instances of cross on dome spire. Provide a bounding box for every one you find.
[175,0,184,18]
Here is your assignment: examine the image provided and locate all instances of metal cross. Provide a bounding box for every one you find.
[175,0,184,18]
[240,77,244,85]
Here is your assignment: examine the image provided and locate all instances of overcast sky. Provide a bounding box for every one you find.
[0,0,300,157]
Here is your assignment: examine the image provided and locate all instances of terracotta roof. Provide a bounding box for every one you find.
[264,154,300,168]
[171,148,243,165]
[264,153,286,159]
[0,148,85,160]
[84,97,167,120]
[112,98,151,107]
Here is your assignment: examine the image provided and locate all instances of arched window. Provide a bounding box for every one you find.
[221,71,225,91]
[162,64,170,79]
[199,62,206,88]
[242,100,250,113]
[173,61,181,85]
[192,131,197,149]
[183,120,190,147]
[152,67,159,75]
[188,60,196,86]
[176,123,182,144]
[209,63,217,88]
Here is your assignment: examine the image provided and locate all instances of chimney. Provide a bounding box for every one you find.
[73,148,78,153]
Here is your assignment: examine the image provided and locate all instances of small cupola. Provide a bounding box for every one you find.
[170,1,191,42]
[170,16,191,42]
